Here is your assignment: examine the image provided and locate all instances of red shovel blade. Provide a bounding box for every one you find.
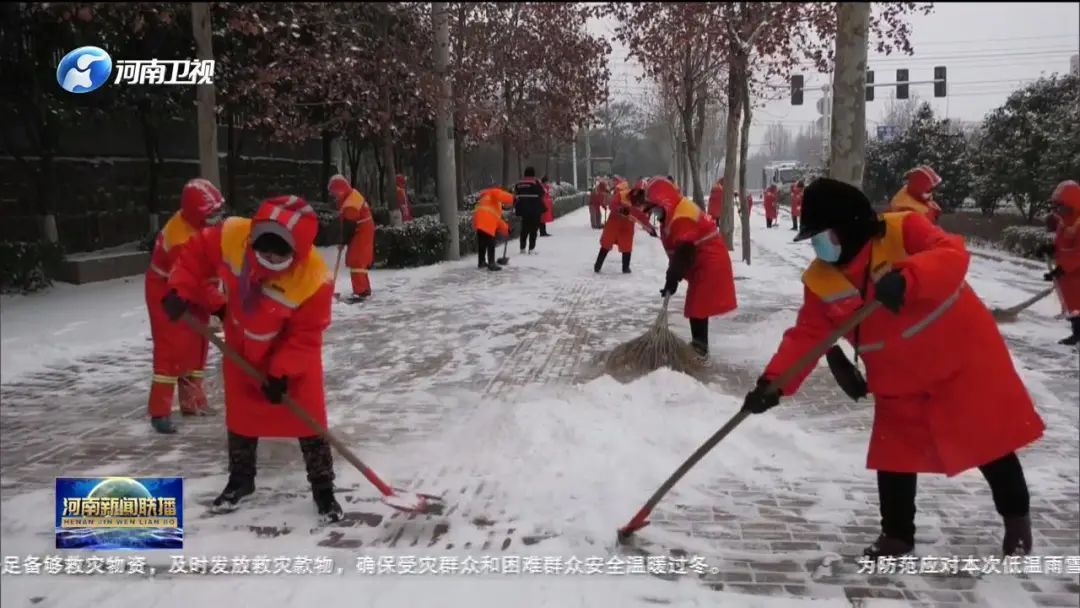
[617,512,651,543]
[381,489,445,515]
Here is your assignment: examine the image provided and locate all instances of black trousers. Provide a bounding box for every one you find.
[877,452,1030,544]
[689,317,708,352]
[792,214,799,230]
[476,230,496,266]
[519,216,540,251]
[227,431,336,490]
[766,217,774,228]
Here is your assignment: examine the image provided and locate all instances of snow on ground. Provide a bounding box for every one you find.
[1,205,1077,607]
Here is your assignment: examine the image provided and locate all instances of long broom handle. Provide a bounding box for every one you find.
[331,216,345,286]
[182,313,396,497]
[622,300,882,531]
[1001,287,1055,315]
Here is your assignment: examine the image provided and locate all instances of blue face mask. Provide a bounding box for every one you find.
[811,230,841,263]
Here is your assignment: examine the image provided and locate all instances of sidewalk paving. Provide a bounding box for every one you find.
[1,206,1077,607]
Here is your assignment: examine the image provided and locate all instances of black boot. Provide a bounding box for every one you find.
[212,475,255,512]
[313,487,344,523]
[689,318,709,358]
[594,248,609,273]
[863,534,915,559]
[1059,317,1080,346]
[150,416,177,434]
[1002,515,1033,556]
[299,436,340,522]
[487,263,502,271]
[621,252,632,274]
[213,432,258,511]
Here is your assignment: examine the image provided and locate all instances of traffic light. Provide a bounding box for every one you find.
[934,66,947,97]
[791,74,804,105]
[896,69,909,100]
[865,70,875,101]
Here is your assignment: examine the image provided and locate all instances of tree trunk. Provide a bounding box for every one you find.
[433,1,459,260]
[320,130,334,201]
[226,110,238,213]
[829,2,870,188]
[191,2,220,187]
[382,132,399,225]
[372,138,385,206]
[500,129,511,187]
[720,56,744,252]
[138,101,161,232]
[454,125,465,207]
[739,79,752,265]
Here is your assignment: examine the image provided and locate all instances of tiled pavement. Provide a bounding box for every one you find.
[2,224,1077,606]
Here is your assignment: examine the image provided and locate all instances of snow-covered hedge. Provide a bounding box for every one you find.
[0,241,64,294]
[1000,225,1054,260]
[373,192,589,268]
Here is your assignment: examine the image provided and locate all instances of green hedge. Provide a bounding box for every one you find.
[0,241,64,294]
[1000,225,1054,260]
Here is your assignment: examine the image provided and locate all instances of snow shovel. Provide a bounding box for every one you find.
[616,299,884,542]
[181,313,445,516]
[991,287,1055,323]
[496,237,510,265]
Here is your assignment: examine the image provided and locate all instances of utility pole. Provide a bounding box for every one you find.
[606,98,614,169]
[829,2,870,189]
[584,123,592,187]
[191,3,220,191]
[432,2,459,260]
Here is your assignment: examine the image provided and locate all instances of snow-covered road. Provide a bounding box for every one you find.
[1,206,1077,608]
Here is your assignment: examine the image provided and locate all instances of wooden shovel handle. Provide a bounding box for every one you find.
[181,313,392,495]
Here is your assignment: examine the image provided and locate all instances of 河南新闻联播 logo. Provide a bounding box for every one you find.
[56,46,113,94]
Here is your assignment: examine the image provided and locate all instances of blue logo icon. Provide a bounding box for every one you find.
[56,46,113,94]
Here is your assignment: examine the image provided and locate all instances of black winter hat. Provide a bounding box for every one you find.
[793,178,876,242]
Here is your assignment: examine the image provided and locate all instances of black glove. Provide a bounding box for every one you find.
[741,377,781,414]
[825,345,869,401]
[619,206,630,216]
[874,270,907,314]
[213,305,226,322]
[161,289,190,322]
[660,274,680,297]
[1044,266,1065,281]
[261,375,288,404]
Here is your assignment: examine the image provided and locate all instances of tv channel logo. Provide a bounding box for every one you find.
[56,46,113,94]
[55,477,183,550]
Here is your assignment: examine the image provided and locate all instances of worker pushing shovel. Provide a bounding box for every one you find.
[161,194,442,522]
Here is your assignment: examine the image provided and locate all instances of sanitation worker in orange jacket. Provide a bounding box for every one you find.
[707,178,724,229]
[1039,180,1080,345]
[161,195,342,523]
[473,186,514,271]
[640,176,737,357]
[594,180,657,274]
[589,179,609,229]
[539,175,555,236]
[790,180,805,232]
[763,184,779,228]
[890,165,943,224]
[145,178,226,434]
[328,175,374,303]
[740,178,1044,559]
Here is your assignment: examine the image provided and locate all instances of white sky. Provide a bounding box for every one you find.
[594,2,1079,153]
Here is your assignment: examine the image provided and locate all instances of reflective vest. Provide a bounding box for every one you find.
[890,188,941,221]
[220,217,328,313]
[802,212,962,354]
[148,212,197,279]
[341,190,372,224]
[662,197,720,255]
